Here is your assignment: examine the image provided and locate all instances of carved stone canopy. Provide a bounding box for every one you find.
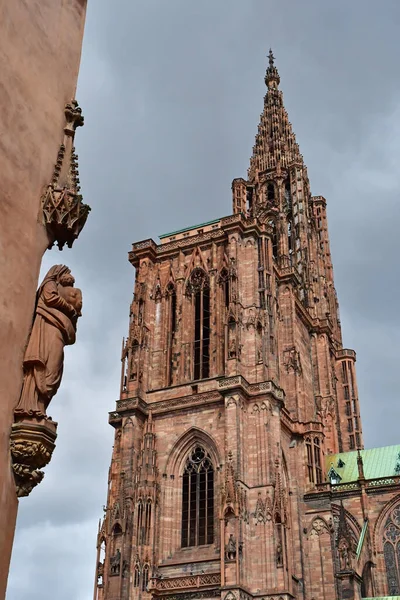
[41,100,90,250]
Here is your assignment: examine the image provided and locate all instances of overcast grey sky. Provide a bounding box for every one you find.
[6,1,400,598]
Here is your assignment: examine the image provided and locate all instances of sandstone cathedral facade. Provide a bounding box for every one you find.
[94,53,400,600]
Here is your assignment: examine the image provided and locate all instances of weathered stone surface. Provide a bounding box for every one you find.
[0,1,87,596]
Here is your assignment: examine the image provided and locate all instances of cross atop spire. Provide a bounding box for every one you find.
[268,48,274,66]
[265,48,280,89]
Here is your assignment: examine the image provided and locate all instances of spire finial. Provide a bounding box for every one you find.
[268,48,275,67]
[265,48,280,89]
[357,448,365,480]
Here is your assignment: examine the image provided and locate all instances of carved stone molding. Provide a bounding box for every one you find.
[10,417,57,497]
[41,100,90,250]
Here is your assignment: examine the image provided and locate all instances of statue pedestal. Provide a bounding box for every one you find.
[10,416,58,497]
[336,569,362,600]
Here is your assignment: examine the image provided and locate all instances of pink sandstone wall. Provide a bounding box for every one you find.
[0,1,87,596]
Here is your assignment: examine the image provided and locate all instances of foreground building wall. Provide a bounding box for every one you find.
[95,53,398,600]
[0,1,87,596]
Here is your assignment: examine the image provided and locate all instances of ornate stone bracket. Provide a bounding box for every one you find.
[41,100,90,250]
[10,417,57,497]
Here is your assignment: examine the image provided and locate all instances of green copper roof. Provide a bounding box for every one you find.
[326,445,400,483]
[159,218,221,239]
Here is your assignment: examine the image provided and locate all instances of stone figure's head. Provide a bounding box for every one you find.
[59,272,75,287]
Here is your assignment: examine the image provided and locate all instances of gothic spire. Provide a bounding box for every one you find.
[248,50,303,181]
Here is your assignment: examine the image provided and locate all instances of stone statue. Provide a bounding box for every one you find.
[97,561,104,584]
[225,533,237,560]
[110,548,121,575]
[338,541,351,571]
[276,541,283,567]
[15,265,82,418]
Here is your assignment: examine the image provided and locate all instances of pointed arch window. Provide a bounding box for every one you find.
[133,563,140,588]
[181,446,214,548]
[142,563,150,592]
[267,182,275,202]
[284,178,291,210]
[269,220,278,261]
[287,220,293,257]
[187,269,210,380]
[256,321,263,363]
[144,499,152,545]
[383,507,400,595]
[130,340,139,380]
[306,436,323,484]
[228,317,237,359]
[166,283,177,386]
[137,500,144,544]
[219,268,230,309]
[137,498,152,546]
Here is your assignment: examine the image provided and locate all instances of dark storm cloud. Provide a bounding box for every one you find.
[7,1,400,598]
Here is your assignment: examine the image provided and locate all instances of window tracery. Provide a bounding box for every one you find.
[306,436,323,484]
[166,282,177,386]
[383,506,400,595]
[187,269,210,380]
[181,445,214,548]
[142,563,150,591]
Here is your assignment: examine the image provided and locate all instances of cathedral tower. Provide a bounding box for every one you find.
[95,53,400,600]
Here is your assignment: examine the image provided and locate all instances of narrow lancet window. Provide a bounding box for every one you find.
[181,446,214,548]
[269,220,278,260]
[142,564,149,592]
[189,269,210,380]
[134,564,140,588]
[166,283,177,386]
[144,500,152,545]
[137,500,143,544]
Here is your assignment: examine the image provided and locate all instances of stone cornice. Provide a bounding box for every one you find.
[128,214,274,267]
[114,390,223,417]
[280,410,324,437]
[217,375,285,402]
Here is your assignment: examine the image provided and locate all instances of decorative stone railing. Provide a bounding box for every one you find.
[151,573,220,592]
[336,348,356,360]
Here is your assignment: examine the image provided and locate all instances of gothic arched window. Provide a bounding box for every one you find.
[130,340,139,381]
[269,220,278,261]
[306,436,323,484]
[137,500,143,544]
[219,268,230,309]
[144,500,152,545]
[142,563,149,592]
[267,182,275,202]
[284,178,291,209]
[166,283,177,386]
[188,269,210,380]
[181,446,214,548]
[287,220,293,257]
[133,563,140,588]
[383,507,400,595]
